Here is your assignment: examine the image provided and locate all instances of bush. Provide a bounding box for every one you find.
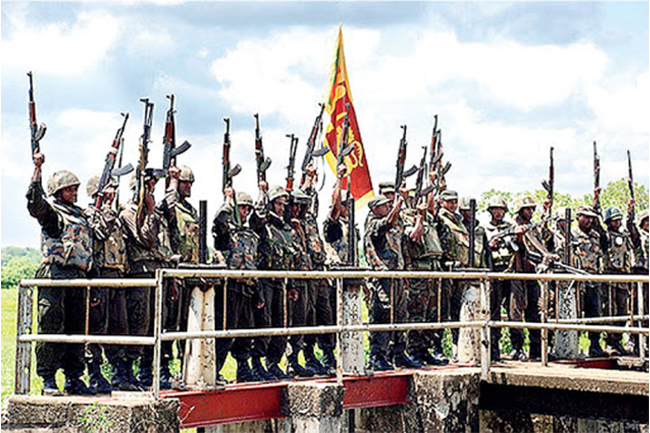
[1,256,39,289]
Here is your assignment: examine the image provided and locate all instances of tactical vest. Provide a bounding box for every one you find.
[103,219,127,271]
[485,221,515,269]
[41,201,92,271]
[405,215,444,269]
[259,215,295,271]
[439,208,470,266]
[226,228,259,270]
[124,204,173,265]
[604,229,632,273]
[571,227,602,274]
[303,213,326,268]
[641,230,649,271]
[175,202,199,263]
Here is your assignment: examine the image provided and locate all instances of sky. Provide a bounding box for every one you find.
[2,1,648,249]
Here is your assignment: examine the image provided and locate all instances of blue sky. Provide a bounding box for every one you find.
[2,1,648,248]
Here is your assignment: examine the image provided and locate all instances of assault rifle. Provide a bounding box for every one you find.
[199,200,208,264]
[254,113,272,183]
[414,145,434,206]
[593,141,601,215]
[96,113,133,208]
[468,198,477,268]
[428,116,451,195]
[161,94,191,177]
[528,251,589,276]
[336,104,355,168]
[135,98,161,219]
[300,103,329,185]
[627,150,635,223]
[541,146,554,219]
[222,118,242,225]
[27,71,47,159]
[286,134,299,192]
[394,125,417,190]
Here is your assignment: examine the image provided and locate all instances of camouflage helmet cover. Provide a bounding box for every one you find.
[179,165,195,183]
[487,195,508,210]
[268,185,289,203]
[236,191,254,207]
[47,170,80,196]
[290,188,310,205]
[638,209,649,226]
[604,206,623,223]
[86,175,117,198]
[513,195,536,213]
[458,197,472,211]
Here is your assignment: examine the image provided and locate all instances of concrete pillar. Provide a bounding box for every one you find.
[554,281,579,359]
[184,285,217,389]
[341,279,365,375]
[280,382,344,433]
[458,283,482,365]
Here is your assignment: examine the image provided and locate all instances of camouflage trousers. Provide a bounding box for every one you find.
[406,275,444,356]
[215,283,255,369]
[580,281,603,346]
[35,263,86,380]
[510,279,541,357]
[369,278,407,360]
[142,277,182,369]
[603,280,629,345]
[86,268,121,370]
[489,278,511,356]
[303,278,335,352]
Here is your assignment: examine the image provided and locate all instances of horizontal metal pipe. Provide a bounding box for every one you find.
[18,334,155,345]
[489,321,650,335]
[554,315,649,324]
[161,320,486,341]
[20,278,157,288]
[160,268,648,284]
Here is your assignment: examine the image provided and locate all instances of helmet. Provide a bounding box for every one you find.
[290,188,310,205]
[487,195,508,210]
[576,205,598,218]
[458,197,472,211]
[638,209,649,227]
[179,165,195,183]
[47,170,80,196]
[368,194,391,209]
[86,175,101,198]
[268,185,289,203]
[513,196,536,213]
[236,192,254,207]
[554,206,569,221]
[604,207,623,223]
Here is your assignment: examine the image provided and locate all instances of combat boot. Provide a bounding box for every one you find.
[251,357,277,381]
[606,340,628,357]
[159,362,172,390]
[42,375,63,396]
[393,352,422,369]
[64,377,95,396]
[370,354,394,372]
[288,353,315,378]
[236,359,262,383]
[111,359,139,391]
[267,360,291,380]
[322,348,337,375]
[303,346,328,376]
[138,362,153,389]
[88,360,112,395]
[588,342,608,359]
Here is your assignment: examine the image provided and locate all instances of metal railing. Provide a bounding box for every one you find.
[15,269,649,398]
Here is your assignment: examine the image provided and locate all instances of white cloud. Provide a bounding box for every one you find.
[2,10,119,76]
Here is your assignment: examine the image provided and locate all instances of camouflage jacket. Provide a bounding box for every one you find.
[302,211,326,270]
[570,225,603,274]
[403,211,444,270]
[161,188,199,264]
[27,181,92,273]
[251,209,299,271]
[364,211,404,270]
[640,229,649,272]
[119,200,173,274]
[83,203,127,273]
[603,226,634,273]
[436,207,471,267]
[513,214,554,273]
[323,214,360,266]
[485,219,516,271]
[213,203,259,271]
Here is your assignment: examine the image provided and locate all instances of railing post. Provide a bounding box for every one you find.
[638,281,646,361]
[480,278,490,380]
[340,274,365,377]
[15,284,33,394]
[541,280,549,367]
[336,277,344,383]
[153,269,164,398]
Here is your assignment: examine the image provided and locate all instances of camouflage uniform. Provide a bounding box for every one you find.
[403,210,446,359]
[83,197,127,390]
[27,174,92,390]
[363,204,407,364]
[119,197,173,384]
[212,200,259,370]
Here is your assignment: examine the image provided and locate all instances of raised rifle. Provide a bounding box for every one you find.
[135,98,158,220]
[222,118,242,225]
[563,208,572,265]
[394,125,418,190]
[199,200,208,264]
[593,141,601,215]
[96,113,133,208]
[254,113,272,183]
[300,103,329,184]
[428,115,451,195]
[468,198,476,268]
[336,104,355,169]
[627,150,635,223]
[541,146,554,219]
[161,94,191,177]
[27,71,47,160]
[414,145,434,206]
[286,134,299,192]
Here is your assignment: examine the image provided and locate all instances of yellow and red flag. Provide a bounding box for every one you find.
[324,26,374,209]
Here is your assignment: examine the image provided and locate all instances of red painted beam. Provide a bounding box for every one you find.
[342,371,410,409]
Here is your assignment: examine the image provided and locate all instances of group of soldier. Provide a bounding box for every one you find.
[27,146,649,396]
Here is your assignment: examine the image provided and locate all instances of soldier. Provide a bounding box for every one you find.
[119,170,173,389]
[159,165,199,386]
[484,196,516,361]
[249,184,296,379]
[570,205,606,358]
[27,152,93,395]
[300,165,335,375]
[601,206,635,355]
[212,188,262,382]
[378,182,396,201]
[83,175,127,394]
[403,192,449,366]
[509,196,556,361]
[458,197,491,268]
[364,192,421,370]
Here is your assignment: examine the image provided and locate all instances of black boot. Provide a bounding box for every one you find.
[160,362,172,390]
[236,359,262,383]
[588,342,608,358]
[394,352,422,369]
[137,361,153,389]
[88,360,112,395]
[64,376,95,396]
[288,353,315,378]
[112,359,139,391]
[304,346,328,376]
[267,360,291,380]
[42,375,63,396]
[370,354,394,372]
[322,349,337,375]
[251,357,277,381]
